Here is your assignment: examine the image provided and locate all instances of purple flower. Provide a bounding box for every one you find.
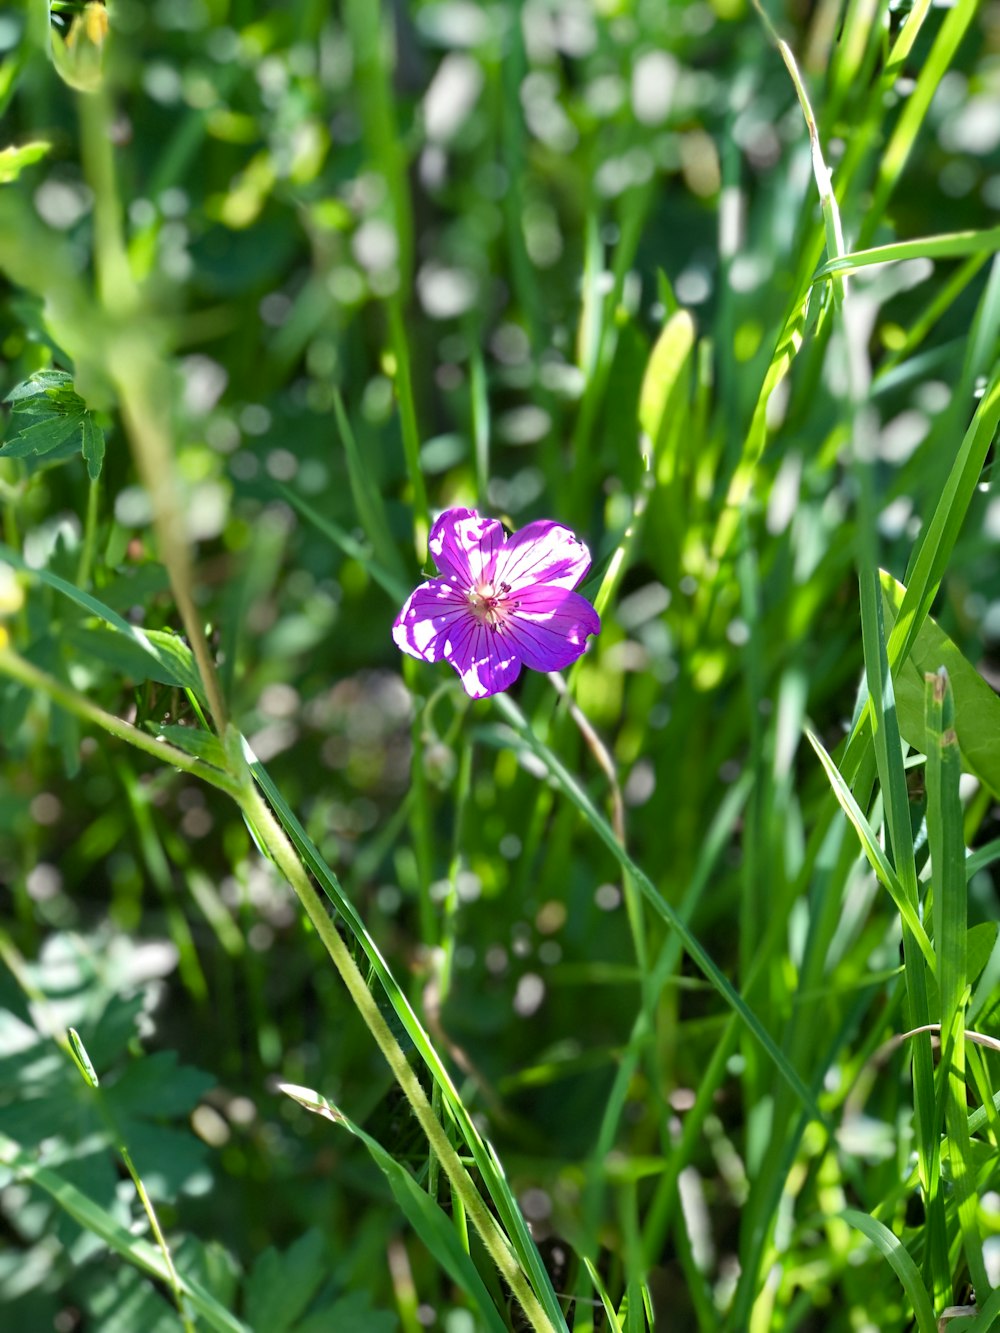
[393,507,601,699]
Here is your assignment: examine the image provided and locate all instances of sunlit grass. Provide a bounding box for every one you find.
[0,1,999,1330]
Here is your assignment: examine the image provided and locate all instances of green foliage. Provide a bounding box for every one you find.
[3,369,105,479]
[0,0,999,1329]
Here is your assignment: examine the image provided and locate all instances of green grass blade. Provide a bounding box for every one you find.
[274,483,410,604]
[814,228,1000,282]
[925,669,988,1296]
[333,389,408,589]
[582,1258,625,1333]
[842,1209,937,1333]
[839,366,1000,786]
[493,693,826,1125]
[805,730,936,971]
[280,1084,511,1333]
[881,572,1000,801]
[862,0,979,243]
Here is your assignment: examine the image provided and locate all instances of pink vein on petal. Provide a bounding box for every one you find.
[429,508,505,585]
[392,580,470,661]
[494,520,591,592]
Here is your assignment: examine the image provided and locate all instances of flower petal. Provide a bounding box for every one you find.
[393,581,522,697]
[447,619,522,699]
[392,580,473,662]
[429,508,505,586]
[493,520,592,593]
[503,587,601,671]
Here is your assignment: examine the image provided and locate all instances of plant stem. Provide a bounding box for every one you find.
[77,84,229,735]
[120,1145,196,1333]
[240,780,557,1333]
[76,475,100,588]
[0,647,242,801]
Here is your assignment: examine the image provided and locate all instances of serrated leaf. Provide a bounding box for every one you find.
[0,141,53,184]
[81,414,105,481]
[881,570,1000,799]
[1,413,84,459]
[0,938,214,1224]
[244,1230,328,1333]
[4,370,75,407]
[105,1051,213,1122]
[77,1260,182,1333]
[174,1238,241,1321]
[0,1138,248,1333]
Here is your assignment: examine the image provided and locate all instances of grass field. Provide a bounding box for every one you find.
[1,1,1000,1330]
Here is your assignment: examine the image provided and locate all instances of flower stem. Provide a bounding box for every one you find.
[240,780,558,1333]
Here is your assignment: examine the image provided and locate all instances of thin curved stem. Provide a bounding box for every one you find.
[0,647,242,800]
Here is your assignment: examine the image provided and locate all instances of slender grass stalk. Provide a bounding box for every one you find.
[0,646,242,799]
[387,298,430,561]
[77,84,228,735]
[925,671,988,1299]
[119,1143,194,1333]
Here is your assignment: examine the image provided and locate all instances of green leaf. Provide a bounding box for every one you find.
[244,1229,329,1333]
[967,923,999,984]
[2,370,105,477]
[3,369,75,407]
[638,308,696,457]
[813,227,1000,282]
[881,570,1000,800]
[0,140,52,184]
[582,1258,625,1333]
[81,413,105,480]
[155,725,227,770]
[0,546,208,703]
[0,938,213,1214]
[842,1209,937,1333]
[0,1136,247,1333]
[805,729,937,973]
[1,412,84,460]
[280,1084,508,1333]
[77,1260,183,1333]
[64,624,203,697]
[294,1291,397,1333]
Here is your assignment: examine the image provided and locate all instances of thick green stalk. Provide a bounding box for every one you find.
[239,782,557,1333]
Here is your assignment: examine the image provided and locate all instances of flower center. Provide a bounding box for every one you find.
[467,580,516,630]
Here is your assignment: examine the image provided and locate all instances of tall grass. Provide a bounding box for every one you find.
[1,1,999,1330]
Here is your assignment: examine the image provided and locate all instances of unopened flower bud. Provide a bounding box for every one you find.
[52,2,110,93]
